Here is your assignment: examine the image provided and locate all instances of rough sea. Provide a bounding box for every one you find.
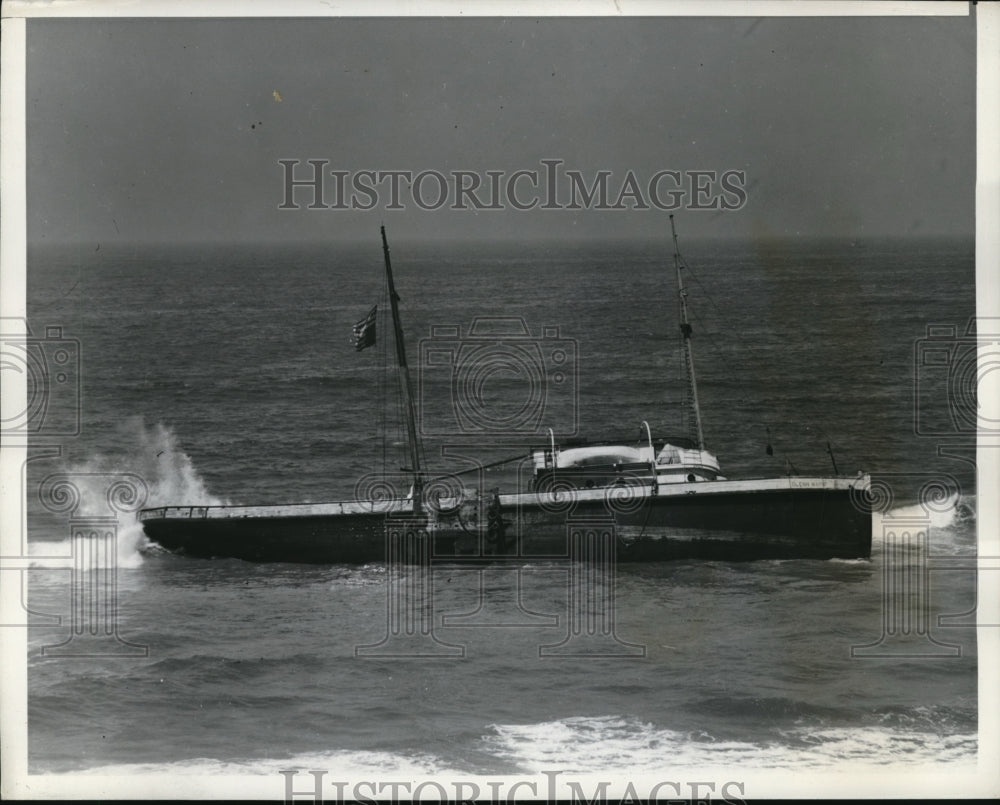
[21,234,981,797]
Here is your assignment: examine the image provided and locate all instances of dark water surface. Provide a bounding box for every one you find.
[25,235,978,776]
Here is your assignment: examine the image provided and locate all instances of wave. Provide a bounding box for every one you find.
[67,749,459,777]
[30,417,225,569]
[34,715,977,778]
[483,715,976,772]
[884,492,972,529]
[871,492,977,557]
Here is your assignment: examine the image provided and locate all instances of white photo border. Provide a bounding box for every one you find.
[1,1,996,800]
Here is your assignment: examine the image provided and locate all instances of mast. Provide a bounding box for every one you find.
[670,215,706,452]
[381,225,424,513]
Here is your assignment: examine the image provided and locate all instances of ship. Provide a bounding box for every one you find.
[139,219,873,563]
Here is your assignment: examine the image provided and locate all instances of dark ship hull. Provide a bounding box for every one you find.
[139,476,872,564]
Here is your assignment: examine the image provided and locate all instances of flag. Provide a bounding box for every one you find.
[352,305,377,351]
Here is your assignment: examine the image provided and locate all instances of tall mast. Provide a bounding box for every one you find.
[670,215,706,452]
[381,225,423,512]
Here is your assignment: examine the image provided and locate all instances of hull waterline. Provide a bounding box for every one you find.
[139,476,872,564]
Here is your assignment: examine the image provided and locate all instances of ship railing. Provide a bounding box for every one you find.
[138,506,207,521]
[137,497,417,521]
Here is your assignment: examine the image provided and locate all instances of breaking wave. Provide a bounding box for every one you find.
[31,417,225,569]
[484,715,976,772]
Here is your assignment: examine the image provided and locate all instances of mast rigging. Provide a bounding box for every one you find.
[670,215,706,452]
[381,225,424,513]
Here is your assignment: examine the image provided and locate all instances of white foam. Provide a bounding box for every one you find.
[885,492,961,529]
[485,716,976,772]
[39,718,978,778]
[68,749,456,777]
[30,417,225,569]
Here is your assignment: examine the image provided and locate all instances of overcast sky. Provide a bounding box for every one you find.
[26,14,975,245]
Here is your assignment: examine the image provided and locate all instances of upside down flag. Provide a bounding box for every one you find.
[352,305,377,351]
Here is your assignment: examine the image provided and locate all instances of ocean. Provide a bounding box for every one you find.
[21,234,980,794]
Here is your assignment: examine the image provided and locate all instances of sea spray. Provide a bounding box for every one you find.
[31,417,227,568]
[885,493,961,529]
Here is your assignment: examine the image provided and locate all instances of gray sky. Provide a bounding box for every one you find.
[26,15,975,245]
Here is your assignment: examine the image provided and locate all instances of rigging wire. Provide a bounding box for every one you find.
[676,239,862,476]
[376,267,390,481]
